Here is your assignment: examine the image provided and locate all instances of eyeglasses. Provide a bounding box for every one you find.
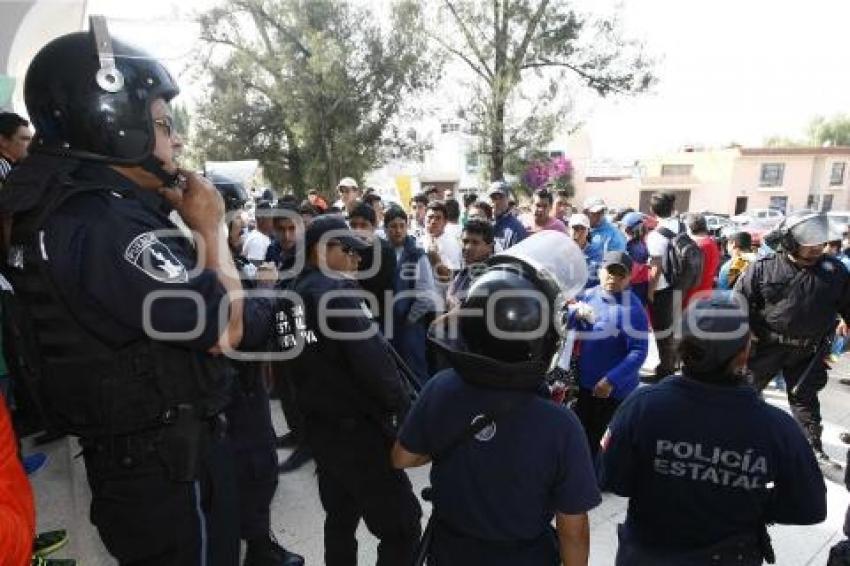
[153,116,175,138]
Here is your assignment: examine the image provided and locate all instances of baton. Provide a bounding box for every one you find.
[385,339,422,396]
[412,487,434,566]
[791,320,839,396]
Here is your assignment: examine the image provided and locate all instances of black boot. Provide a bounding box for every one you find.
[275,431,297,449]
[244,535,304,566]
[809,424,844,483]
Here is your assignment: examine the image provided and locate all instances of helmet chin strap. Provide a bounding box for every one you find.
[140,154,180,187]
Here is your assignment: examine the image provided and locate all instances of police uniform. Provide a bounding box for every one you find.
[735,251,850,455]
[3,159,259,564]
[227,284,303,565]
[600,293,827,565]
[600,375,827,565]
[277,230,421,565]
[0,23,275,564]
[398,368,600,565]
[396,231,599,564]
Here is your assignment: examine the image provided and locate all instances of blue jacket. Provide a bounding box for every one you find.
[589,218,626,254]
[573,287,649,400]
[493,212,527,251]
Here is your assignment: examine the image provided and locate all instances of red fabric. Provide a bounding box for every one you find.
[684,236,721,307]
[0,401,34,566]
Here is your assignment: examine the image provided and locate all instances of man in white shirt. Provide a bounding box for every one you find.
[419,201,462,290]
[645,191,683,382]
[241,201,275,261]
[332,176,361,215]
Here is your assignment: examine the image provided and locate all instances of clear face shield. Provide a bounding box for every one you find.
[787,214,842,246]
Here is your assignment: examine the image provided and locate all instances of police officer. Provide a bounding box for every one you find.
[392,231,601,565]
[277,214,421,565]
[0,21,274,563]
[734,211,850,477]
[599,293,827,565]
[227,266,304,564]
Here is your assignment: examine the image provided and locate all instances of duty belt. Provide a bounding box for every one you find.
[756,331,818,349]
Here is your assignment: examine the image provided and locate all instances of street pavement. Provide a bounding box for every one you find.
[30,357,850,565]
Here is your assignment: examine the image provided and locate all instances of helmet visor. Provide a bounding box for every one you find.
[788,214,842,246]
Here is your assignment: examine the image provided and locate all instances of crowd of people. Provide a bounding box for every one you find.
[0,22,849,566]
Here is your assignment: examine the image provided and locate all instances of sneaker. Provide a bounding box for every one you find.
[840,378,850,386]
[244,534,304,566]
[23,453,48,476]
[275,432,298,449]
[33,530,68,557]
[278,446,312,474]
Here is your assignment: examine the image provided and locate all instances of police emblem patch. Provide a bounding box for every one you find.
[471,414,496,442]
[124,232,189,283]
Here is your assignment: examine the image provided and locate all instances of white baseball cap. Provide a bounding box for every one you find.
[570,213,590,228]
[582,196,607,213]
[337,177,359,189]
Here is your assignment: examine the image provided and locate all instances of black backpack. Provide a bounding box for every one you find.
[657,222,704,291]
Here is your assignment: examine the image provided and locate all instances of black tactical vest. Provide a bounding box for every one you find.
[0,155,231,438]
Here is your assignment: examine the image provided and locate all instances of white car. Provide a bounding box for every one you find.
[731,208,784,225]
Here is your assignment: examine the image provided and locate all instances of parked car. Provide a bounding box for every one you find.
[731,208,784,225]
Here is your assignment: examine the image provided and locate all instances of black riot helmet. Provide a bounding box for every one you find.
[778,211,836,252]
[24,17,179,182]
[430,231,586,390]
[460,264,561,365]
[208,173,249,211]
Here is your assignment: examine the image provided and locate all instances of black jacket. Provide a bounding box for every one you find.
[277,267,409,426]
[735,252,850,340]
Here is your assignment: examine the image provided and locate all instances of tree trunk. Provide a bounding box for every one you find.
[490,100,505,181]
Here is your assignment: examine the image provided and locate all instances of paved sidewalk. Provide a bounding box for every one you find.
[29,359,850,564]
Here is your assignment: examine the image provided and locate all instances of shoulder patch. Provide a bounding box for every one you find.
[124,232,189,283]
[471,414,496,442]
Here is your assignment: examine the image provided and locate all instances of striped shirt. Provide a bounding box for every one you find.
[0,157,12,185]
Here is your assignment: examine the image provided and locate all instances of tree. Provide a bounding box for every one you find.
[763,114,850,148]
[193,0,440,196]
[428,0,654,181]
[808,114,850,147]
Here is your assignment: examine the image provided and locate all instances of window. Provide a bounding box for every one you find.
[831,162,846,186]
[768,196,787,214]
[440,122,460,134]
[465,152,479,171]
[806,194,834,212]
[549,150,564,159]
[759,163,784,187]
[661,164,693,176]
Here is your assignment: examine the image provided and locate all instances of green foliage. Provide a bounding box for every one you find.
[429,0,655,181]
[193,0,440,196]
[764,114,850,148]
[808,114,850,147]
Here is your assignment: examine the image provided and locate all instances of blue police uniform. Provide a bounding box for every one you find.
[17,162,278,564]
[278,266,421,565]
[600,375,827,565]
[399,368,601,565]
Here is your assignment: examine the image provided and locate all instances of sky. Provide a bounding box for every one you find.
[86,0,850,161]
